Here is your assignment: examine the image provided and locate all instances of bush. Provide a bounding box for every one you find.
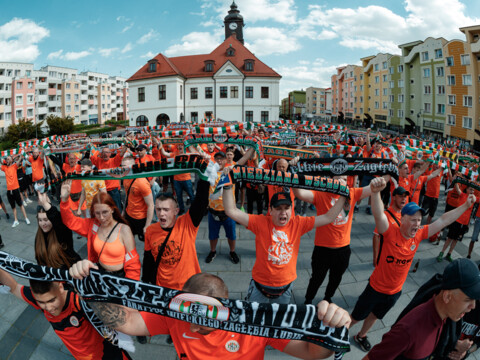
[79,126,117,136]
[74,123,100,131]
[105,119,128,126]
[46,115,75,136]
[5,119,43,143]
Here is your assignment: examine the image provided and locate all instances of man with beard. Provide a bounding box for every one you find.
[223,185,348,304]
[352,176,475,353]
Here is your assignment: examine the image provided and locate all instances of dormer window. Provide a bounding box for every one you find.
[148,59,158,73]
[226,45,235,57]
[204,60,214,72]
[244,59,255,72]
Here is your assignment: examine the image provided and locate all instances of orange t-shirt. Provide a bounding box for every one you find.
[312,187,363,248]
[457,193,473,225]
[409,175,427,205]
[136,154,155,181]
[172,150,192,181]
[90,151,122,191]
[247,214,315,287]
[28,155,44,182]
[373,206,401,235]
[1,163,19,190]
[425,173,441,199]
[266,185,295,216]
[124,178,152,219]
[62,163,82,194]
[370,224,429,294]
[145,214,201,290]
[141,312,289,360]
[447,184,466,207]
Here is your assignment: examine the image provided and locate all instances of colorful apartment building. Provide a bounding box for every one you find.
[387,55,404,129]
[305,86,330,118]
[444,25,480,148]
[0,62,128,133]
[331,65,363,123]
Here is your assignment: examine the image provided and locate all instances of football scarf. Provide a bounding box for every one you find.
[184,134,264,158]
[289,158,399,180]
[263,146,319,159]
[0,252,350,353]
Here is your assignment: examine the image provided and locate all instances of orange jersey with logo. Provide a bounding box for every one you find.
[28,155,44,182]
[370,225,429,294]
[1,163,19,190]
[124,178,152,219]
[247,214,315,287]
[141,312,289,360]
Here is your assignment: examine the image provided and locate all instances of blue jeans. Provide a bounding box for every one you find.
[108,188,122,212]
[472,217,480,242]
[173,179,194,213]
[246,279,293,304]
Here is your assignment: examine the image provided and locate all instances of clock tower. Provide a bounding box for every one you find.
[224,1,244,44]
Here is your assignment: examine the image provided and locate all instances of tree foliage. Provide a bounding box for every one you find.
[46,115,75,136]
[5,118,43,142]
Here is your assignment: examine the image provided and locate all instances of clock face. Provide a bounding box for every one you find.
[229,22,238,30]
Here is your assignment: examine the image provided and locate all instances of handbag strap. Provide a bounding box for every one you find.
[96,222,121,263]
[385,209,401,227]
[124,178,137,211]
[154,230,173,280]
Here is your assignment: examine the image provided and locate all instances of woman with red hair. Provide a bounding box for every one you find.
[60,180,140,280]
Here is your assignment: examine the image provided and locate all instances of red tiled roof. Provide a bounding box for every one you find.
[127,36,281,82]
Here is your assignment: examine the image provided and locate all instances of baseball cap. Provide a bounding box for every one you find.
[270,192,292,208]
[136,144,147,151]
[392,187,410,196]
[80,159,92,167]
[442,258,480,299]
[401,202,426,216]
[214,151,226,159]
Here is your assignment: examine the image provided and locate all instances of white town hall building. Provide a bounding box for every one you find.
[127,2,281,126]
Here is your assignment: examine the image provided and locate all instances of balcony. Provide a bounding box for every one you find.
[37,94,47,102]
[37,107,48,115]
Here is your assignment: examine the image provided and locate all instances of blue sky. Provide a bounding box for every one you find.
[1,0,479,99]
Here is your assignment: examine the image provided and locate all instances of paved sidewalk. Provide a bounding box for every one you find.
[0,173,479,359]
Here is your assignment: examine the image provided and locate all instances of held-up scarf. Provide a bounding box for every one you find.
[451,177,480,192]
[220,166,350,198]
[0,252,350,353]
[184,134,264,158]
[263,146,318,159]
[289,158,399,180]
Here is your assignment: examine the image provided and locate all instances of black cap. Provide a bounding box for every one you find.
[392,186,410,196]
[443,258,480,299]
[214,151,226,159]
[136,144,147,151]
[270,192,292,208]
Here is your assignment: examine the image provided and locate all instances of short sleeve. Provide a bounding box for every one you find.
[419,225,429,240]
[140,312,169,336]
[246,214,263,233]
[266,338,290,352]
[352,187,363,203]
[139,180,152,197]
[367,323,411,360]
[299,216,315,235]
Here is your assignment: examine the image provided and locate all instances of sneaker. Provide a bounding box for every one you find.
[12,220,19,228]
[6,213,10,220]
[365,207,372,215]
[23,201,28,207]
[25,218,30,225]
[205,251,217,263]
[240,206,245,212]
[354,335,372,352]
[229,251,240,264]
[436,252,444,262]
[26,198,33,204]
[446,254,453,262]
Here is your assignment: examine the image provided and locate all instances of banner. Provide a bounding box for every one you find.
[0,252,350,353]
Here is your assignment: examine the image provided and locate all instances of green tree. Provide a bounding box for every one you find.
[5,118,43,143]
[46,115,75,136]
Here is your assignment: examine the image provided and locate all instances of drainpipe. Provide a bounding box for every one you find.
[242,76,245,122]
[183,78,186,122]
[214,78,216,119]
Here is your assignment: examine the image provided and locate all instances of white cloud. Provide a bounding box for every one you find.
[245,27,301,56]
[121,42,133,53]
[64,50,91,60]
[121,23,134,33]
[137,29,158,44]
[165,32,221,56]
[47,49,91,61]
[47,49,63,60]
[98,47,119,57]
[0,18,49,62]
[297,0,479,53]
[141,51,156,59]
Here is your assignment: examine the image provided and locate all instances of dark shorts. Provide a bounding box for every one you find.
[18,175,28,192]
[447,221,469,241]
[125,213,146,241]
[445,203,456,213]
[6,189,22,209]
[351,282,402,321]
[208,212,236,240]
[422,195,438,218]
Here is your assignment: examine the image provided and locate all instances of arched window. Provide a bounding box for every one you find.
[156,113,170,126]
[136,115,149,126]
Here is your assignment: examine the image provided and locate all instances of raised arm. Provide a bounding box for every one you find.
[370,177,390,235]
[0,268,23,300]
[235,147,255,166]
[292,188,315,204]
[412,161,429,180]
[313,195,346,228]
[60,181,90,237]
[188,179,210,227]
[223,186,249,227]
[428,194,476,237]
[143,193,154,231]
[426,166,442,181]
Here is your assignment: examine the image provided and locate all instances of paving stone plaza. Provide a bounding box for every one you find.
[1,173,479,360]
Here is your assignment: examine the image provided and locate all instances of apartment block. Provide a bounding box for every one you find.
[305,86,330,117]
[444,25,480,147]
[331,65,363,122]
[0,62,129,133]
